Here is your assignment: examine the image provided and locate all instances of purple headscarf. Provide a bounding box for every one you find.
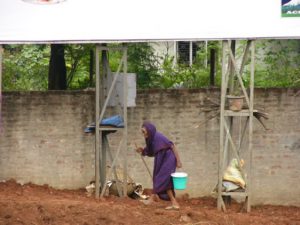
[142,121,173,156]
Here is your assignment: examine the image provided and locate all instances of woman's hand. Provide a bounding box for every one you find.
[176,160,182,168]
[135,143,143,154]
[136,147,143,154]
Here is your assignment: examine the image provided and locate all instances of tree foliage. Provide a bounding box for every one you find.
[254,39,300,87]
[153,41,221,89]
[3,45,49,91]
[2,40,300,91]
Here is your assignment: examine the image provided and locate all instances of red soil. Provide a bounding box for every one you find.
[0,180,299,225]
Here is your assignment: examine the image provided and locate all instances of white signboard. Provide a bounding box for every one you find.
[0,0,300,43]
[105,73,136,107]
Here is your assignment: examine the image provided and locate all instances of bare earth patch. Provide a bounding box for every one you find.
[0,180,299,225]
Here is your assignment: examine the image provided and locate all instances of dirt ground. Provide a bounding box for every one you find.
[0,180,299,225]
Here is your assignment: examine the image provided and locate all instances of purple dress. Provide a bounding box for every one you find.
[142,122,176,200]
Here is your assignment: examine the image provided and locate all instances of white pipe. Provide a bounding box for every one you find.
[205,40,208,68]
[173,41,177,67]
[189,41,193,66]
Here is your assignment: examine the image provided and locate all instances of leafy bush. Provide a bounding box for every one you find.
[3,45,49,91]
[3,40,300,91]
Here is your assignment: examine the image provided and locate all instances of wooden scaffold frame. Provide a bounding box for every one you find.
[94,44,128,198]
[217,40,255,212]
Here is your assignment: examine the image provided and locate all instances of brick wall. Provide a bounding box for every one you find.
[0,88,299,206]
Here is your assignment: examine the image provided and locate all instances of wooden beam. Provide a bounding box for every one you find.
[100,50,108,189]
[218,40,228,211]
[95,45,100,198]
[247,40,255,212]
[122,46,128,197]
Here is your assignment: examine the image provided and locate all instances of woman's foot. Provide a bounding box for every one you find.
[140,199,153,205]
[166,189,180,210]
[140,194,156,205]
[165,205,180,210]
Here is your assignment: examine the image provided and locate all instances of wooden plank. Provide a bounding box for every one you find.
[99,127,124,131]
[224,109,257,117]
[218,40,228,211]
[222,192,247,197]
[95,45,100,198]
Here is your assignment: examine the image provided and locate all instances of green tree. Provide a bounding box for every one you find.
[3,45,49,91]
[254,39,300,87]
[48,44,67,90]
[127,43,161,88]
[154,41,221,89]
[3,44,94,91]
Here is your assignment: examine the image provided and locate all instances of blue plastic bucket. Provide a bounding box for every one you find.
[171,172,188,190]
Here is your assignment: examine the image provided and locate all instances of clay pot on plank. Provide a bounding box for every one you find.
[227,95,244,111]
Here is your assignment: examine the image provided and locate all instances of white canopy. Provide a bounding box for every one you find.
[0,0,300,44]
